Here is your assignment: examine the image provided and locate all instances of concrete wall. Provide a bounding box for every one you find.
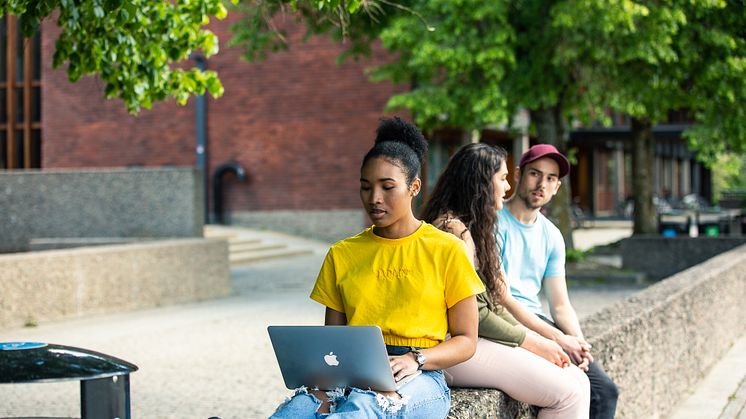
[450,243,746,418]
[229,209,368,244]
[621,236,746,279]
[0,239,230,330]
[0,168,204,253]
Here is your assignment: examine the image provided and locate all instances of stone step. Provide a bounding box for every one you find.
[226,237,262,246]
[229,242,286,252]
[229,247,314,265]
[204,224,322,265]
[203,226,237,240]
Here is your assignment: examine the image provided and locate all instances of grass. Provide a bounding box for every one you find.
[566,247,590,263]
[23,316,38,328]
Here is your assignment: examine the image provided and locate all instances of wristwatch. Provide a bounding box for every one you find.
[410,348,426,370]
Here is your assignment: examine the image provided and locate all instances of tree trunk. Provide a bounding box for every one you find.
[630,117,657,234]
[530,107,575,250]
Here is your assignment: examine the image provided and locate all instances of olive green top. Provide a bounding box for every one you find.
[432,213,526,347]
[477,292,526,347]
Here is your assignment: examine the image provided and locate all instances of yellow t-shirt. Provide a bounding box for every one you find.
[310,222,485,348]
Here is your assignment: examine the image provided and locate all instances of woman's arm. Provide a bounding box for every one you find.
[499,293,578,364]
[520,331,570,368]
[477,293,526,347]
[478,293,569,368]
[500,294,567,342]
[325,307,347,325]
[389,296,479,380]
[500,293,562,339]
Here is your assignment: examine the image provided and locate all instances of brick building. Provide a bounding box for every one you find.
[28,17,401,241]
[1,14,710,241]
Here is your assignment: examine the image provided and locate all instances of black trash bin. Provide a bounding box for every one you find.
[0,342,138,419]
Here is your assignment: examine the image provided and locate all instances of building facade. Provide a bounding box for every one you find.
[1,15,42,170]
[32,17,404,241]
[2,15,710,241]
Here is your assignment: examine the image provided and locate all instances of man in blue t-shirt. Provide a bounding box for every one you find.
[497,144,619,419]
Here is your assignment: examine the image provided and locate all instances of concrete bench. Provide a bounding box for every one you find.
[449,388,537,418]
[0,239,230,330]
[447,242,746,418]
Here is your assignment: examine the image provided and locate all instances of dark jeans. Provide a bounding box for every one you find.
[538,314,619,419]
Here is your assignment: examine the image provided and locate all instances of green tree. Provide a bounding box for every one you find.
[228,0,587,247]
[499,1,609,248]
[4,0,375,113]
[4,0,235,113]
[228,0,422,65]
[369,0,599,248]
[370,1,514,132]
[229,0,746,240]
[554,0,746,234]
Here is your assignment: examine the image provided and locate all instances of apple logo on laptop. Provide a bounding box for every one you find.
[324,352,339,366]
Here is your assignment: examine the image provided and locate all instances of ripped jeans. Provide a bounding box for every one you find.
[269,345,450,418]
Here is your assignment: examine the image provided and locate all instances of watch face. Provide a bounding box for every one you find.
[415,351,425,366]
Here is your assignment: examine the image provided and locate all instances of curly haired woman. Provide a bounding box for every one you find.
[421,143,590,419]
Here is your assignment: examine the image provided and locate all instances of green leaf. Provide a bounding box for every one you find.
[205,74,225,97]
[9,0,231,114]
[215,3,228,19]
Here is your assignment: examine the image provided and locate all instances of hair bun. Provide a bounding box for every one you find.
[375,117,428,163]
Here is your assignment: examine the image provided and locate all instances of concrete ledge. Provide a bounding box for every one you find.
[228,210,366,244]
[0,239,230,330]
[621,236,746,279]
[583,243,746,418]
[449,243,746,418]
[449,388,537,418]
[28,237,148,251]
[0,168,204,253]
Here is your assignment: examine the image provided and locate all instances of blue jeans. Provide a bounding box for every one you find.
[270,346,450,418]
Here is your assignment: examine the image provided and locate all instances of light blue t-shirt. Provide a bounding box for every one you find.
[496,207,566,315]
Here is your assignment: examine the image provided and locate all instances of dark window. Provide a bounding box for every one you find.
[0,130,6,169]
[667,109,693,124]
[1,15,42,169]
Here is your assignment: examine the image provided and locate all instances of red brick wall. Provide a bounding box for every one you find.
[41,23,196,169]
[41,16,401,211]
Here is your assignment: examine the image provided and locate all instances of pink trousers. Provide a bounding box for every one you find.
[445,338,590,419]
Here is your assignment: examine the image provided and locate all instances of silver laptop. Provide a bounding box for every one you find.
[267,325,421,391]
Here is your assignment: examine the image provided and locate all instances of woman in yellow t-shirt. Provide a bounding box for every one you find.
[271,117,485,418]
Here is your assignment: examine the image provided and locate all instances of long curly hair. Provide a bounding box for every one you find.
[421,143,507,302]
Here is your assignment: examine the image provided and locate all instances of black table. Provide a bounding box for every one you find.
[0,342,138,419]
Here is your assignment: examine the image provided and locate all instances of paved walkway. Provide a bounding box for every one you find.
[669,333,746,419]
[1,255,326,418]
[572,221,632,251]
[0,223,738,418]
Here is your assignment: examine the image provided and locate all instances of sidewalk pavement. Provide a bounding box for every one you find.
[669,333,746,419]
[0,224,740,418]
[0,232,332,419]
[572,223,632,251]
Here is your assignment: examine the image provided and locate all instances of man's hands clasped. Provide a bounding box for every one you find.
[556,334,593,371]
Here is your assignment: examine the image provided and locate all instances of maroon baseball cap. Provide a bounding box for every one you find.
[519,144,571,178]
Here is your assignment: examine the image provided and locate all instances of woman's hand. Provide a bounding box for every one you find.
[555,334,591,368]
[389,353,419,382]
[521,332,571,368]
